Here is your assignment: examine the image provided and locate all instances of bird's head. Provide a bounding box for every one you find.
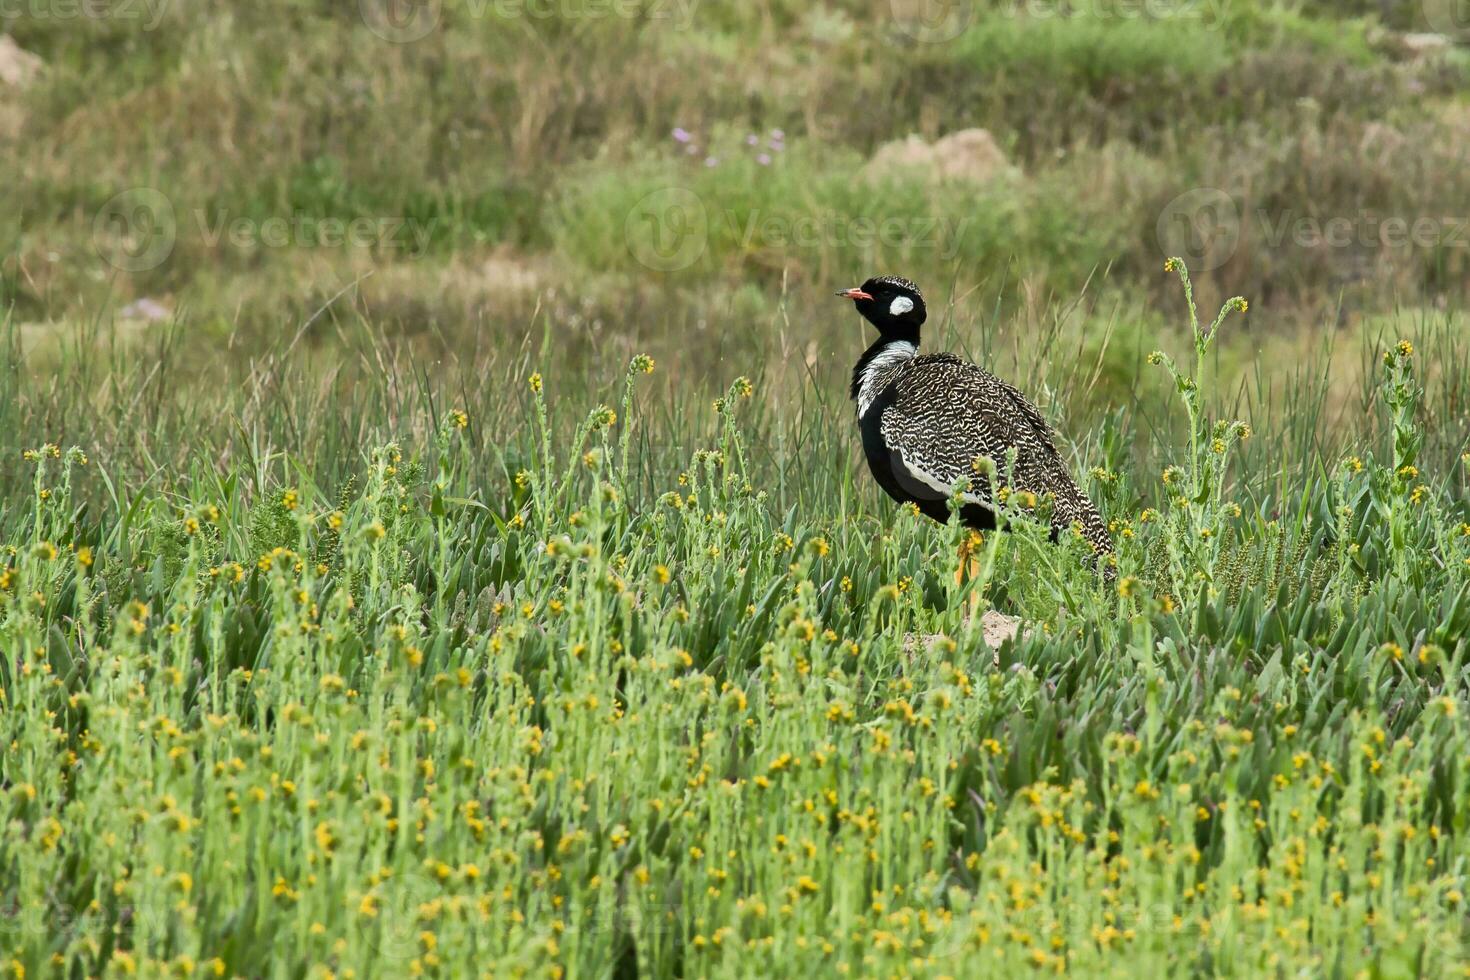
[836,276,925,340]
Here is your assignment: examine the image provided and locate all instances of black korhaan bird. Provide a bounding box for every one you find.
[839,275,1113,559]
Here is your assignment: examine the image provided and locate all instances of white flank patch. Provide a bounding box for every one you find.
[895,448,984,505]
[857,340,917,418]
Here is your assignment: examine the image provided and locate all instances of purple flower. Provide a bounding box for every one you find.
[672,127,692,143]
[756,153,772,166]
[704,156,720,167]
[746,133,759,146]
[769,137,784,152]
[119,297,171,322]
[770,128,784,141]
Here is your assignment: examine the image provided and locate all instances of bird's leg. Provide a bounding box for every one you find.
[955,530,984,620]
[966,555,981,619]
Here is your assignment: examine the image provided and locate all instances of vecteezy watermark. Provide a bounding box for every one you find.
[996,0,1224,20]
[1156,187,1242,273]
[725,210,972,259]
[1255,210,1470,251]
[358,0,441,43]
[0,0,169,28]
[625,187,709,273]
[358,0,698,43]
[890,0,1222,43]
[920,895,1468,964]
[92,187,438,272]
[1157,186,1470,272]
[490,0,696,21]
[193,211,437,253]
[93,187,177,273]
[358,867,447,963]
[623,187,973,273]
[1423,0,1470,42]
[889,0,974,42]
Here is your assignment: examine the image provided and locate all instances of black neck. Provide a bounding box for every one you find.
[850,333,919,400]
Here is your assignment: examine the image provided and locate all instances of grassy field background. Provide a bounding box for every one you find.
[3,1,1470,976]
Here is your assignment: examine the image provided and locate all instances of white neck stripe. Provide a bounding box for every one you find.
[857,340,916,418]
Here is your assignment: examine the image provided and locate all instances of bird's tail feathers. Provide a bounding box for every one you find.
[1051,488,1114,558]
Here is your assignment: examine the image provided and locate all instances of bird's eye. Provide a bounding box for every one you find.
[889,296,914,316]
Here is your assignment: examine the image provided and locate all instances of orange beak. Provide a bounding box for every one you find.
[836,288,873,300]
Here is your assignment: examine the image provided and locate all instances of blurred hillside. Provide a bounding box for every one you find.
[3,0,1470,391]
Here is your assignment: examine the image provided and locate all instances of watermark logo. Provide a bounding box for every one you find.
[889,0,974,42]
[625,187,708,273]
[622,188,975,273]
[890,0,1219,42]
[193,211,437,253]
[727,209,971,258]
[92,188,438,272]
[0,0,170,29]
[1423,0,1470,42]
[360,868,446,962]
[359,0,441,42]
[999,0,1218,20]
[1258,210,1470,251]
[1155,187,1240,272]
[92,187,177,273]
[491,0,698,25]
[358,0,699,42]
[1156,187,1470,271]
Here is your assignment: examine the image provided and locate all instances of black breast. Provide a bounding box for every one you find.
[858,387,951,524]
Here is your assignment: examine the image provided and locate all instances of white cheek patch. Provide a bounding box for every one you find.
[889,295,914,316]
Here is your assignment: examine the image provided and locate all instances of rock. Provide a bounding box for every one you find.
[1401,33,1454,57]
[901,608,1024,669]
[480,251,541,294]
[862,128,1017,187]
[0,36,42,89]
[0,36,40,139]
[1375,30,1455,61]
[978,610,1021,652]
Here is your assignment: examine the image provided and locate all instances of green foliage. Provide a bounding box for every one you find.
[2,268,1469,975]
[954,13,1231,89]
[4,0,1469,339]
[550,146,1119,294]
[3,1,1470,970]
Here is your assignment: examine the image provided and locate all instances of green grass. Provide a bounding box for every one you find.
[953,15,1231,89]
[5,0,1470,340]
[5,2,1470,973]
[1,266,1468,976]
